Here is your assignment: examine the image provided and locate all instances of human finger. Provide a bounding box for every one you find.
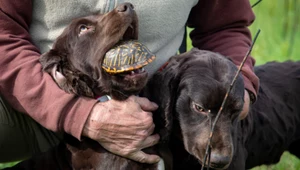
[239,90,250,120]
[127,150,160,164]
[147,123,156,135]
[140,134,160,149]
[133,96,158,111]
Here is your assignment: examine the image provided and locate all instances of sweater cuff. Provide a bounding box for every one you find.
[63,97,98,140]
[243,75,256,103]
[238,60,260,103]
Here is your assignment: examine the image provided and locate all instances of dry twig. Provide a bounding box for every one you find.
[201,29,261,170]
[252,0,263,8]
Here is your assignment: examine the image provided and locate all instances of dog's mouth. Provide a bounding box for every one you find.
[192,146,231,170]
[197,154,232,170]
[102,13,138,60]
[199,161,229,170]
[121,22,137,41]
[119,67,147,78]
[121,4,138,41]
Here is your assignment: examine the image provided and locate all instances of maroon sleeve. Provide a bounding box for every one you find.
[187,0,260,101]
[0,1,97,139]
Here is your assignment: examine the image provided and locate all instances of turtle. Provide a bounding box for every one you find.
[102,40,156,74]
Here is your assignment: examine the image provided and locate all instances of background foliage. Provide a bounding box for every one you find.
[187,0,300,65]
[249,1,300,169]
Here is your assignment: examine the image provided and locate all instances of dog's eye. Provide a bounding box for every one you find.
[192,102,205,113]
[79,25,89,35]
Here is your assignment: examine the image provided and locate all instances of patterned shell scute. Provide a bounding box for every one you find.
[102,40,156,73]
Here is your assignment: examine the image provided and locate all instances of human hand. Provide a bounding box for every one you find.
[239,90,250,120]
[82,95,160,164]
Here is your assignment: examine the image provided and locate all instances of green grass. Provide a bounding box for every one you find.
[186,0,300,65]
[1,0,300,169]
[0,162,18,169]
[249,0,300,65]
[252,152,300,170]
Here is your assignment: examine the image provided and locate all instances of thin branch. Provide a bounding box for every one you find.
[251,0,263,8]
[201,29,261,170]
[282,0,290,38]
[287,0,299,59]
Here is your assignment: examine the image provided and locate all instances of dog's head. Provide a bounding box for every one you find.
[40,3,145,99]
[148,48,245,169]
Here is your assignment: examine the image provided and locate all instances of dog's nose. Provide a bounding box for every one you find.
[209,153,231,169]
[116,3,134,13]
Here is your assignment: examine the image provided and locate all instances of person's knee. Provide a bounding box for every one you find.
[0,122,34,162]
[0,95,61,162]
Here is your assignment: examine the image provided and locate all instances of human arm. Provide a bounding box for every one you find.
[0,0,97,140]
[187,0,259,103]
[0,1,160,163]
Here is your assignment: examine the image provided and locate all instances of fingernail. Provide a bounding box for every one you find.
[155,157,161,163]
[152,102,158,108]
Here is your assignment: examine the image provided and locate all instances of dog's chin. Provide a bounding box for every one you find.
[189,146,232,170]
[195,157,231,170]
[123,71,148,90]
[124,71,147,80]
[199,161,230,170]
[110,70,148,97]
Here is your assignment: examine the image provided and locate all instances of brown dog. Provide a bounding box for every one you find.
[40,3,146,100]
[7,3,162,170]
[144,48,300,170]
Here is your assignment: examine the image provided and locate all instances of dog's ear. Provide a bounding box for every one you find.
[40,50,70,90]
[40,50,63,72]
[40,50,74,93]
[40,50,94,97]
[144,57,181,142]
[142,58,181,170]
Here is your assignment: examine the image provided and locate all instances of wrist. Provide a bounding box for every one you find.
[82,103,99,139]
[245,89,255,104]
[81,102,109,140]
[63,98,98,141]
[239,89,250,120]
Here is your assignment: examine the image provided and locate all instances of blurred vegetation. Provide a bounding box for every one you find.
[253,152,300,170]
[250,1,300,170]
[249,0,300,65]
[248,1,300,169]
[187,0,300,65]
[0,162,18,169]
[1,0,300,169]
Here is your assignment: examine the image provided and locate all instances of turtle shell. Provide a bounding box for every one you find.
[102,40,156,74]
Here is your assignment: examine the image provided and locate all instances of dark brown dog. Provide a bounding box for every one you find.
[7,3,162,170]
[40,3,146,100]
[143,48,300,170]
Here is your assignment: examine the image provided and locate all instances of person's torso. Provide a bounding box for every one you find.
[30,0,198,75]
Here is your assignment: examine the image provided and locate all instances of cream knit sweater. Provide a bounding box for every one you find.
[29,0,198,75]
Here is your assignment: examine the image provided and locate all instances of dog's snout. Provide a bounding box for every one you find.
[210,153,231,169]
[116,3,134,13]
